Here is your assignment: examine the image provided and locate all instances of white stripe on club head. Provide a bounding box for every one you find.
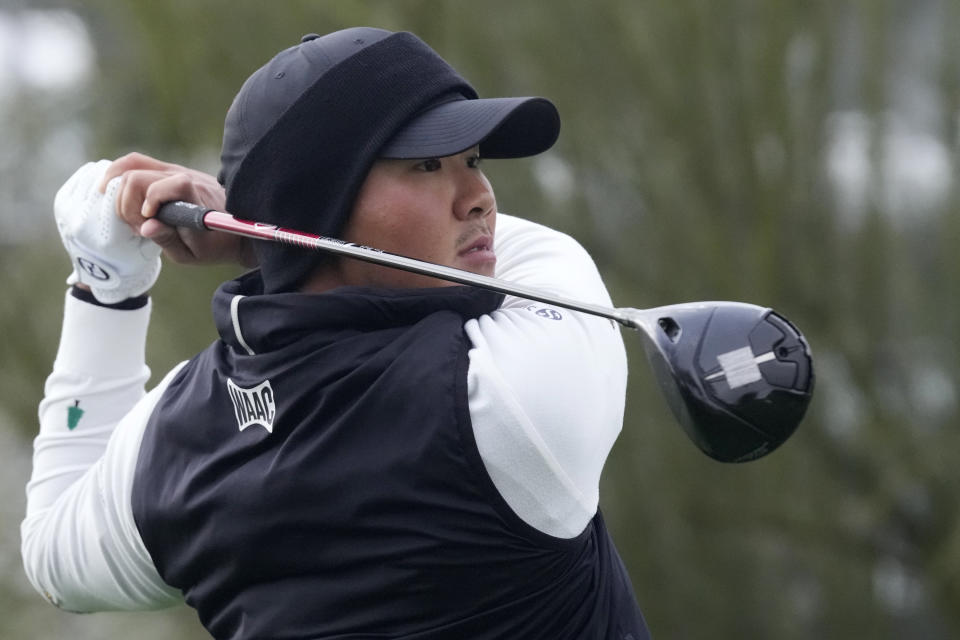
[716,346,763,389]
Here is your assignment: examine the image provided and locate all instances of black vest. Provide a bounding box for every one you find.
[132,271,649,640]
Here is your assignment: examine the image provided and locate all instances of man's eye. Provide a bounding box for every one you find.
[467,155,482,169]
[416,158,442,172]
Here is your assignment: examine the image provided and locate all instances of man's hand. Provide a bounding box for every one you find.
[55,160,163,304]
[100,152,257,267]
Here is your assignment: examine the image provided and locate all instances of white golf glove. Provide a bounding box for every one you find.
[54,160,162,304]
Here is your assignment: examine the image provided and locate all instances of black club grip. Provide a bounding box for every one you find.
[157,201,210,230]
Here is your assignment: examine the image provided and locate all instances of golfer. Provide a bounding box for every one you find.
[23,27,650,639]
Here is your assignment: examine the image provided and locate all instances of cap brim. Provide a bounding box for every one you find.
[379,96,560,159]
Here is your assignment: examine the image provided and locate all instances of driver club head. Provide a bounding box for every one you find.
[627,302,814,463]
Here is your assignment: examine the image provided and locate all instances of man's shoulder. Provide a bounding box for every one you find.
[495,213,585,252]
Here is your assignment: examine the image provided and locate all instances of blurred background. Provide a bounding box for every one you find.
[2,0,959,638]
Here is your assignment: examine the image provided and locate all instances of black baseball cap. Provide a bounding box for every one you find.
[219,28,560,293]
[378,93,559,159]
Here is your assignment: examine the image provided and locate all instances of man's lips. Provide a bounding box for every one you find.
[458,234,494,256]
[456,231,496,273]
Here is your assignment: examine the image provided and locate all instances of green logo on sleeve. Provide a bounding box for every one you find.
[67,400,84,430]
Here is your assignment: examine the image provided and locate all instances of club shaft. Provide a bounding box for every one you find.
[158,202,640,329]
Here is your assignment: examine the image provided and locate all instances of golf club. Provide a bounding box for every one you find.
[157,201,814,463]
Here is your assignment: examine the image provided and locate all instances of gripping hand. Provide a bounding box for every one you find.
[54,160,162,304]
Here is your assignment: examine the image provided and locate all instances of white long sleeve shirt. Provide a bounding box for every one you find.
[22,213,628,612]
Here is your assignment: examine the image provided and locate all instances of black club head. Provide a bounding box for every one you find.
[639,303,814,462]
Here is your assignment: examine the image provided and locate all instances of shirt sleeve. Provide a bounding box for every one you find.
[21,290,183,612]
[464,214,629,539]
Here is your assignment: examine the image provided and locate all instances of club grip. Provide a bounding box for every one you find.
[157,201,209,230]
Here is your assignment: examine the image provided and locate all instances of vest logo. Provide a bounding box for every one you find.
[227,378,276,433]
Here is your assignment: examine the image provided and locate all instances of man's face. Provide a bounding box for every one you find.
[332,147,497,289]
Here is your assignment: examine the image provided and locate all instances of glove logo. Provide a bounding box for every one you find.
[76,256,111,281]
[227,378,276,434]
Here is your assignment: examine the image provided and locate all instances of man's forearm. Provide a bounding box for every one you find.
[22,289,184,611]
[28,289,152,514]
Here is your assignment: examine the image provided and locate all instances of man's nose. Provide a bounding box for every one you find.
[453,169,495,220]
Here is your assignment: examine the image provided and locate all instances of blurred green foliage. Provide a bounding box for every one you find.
[3,0,960,638]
